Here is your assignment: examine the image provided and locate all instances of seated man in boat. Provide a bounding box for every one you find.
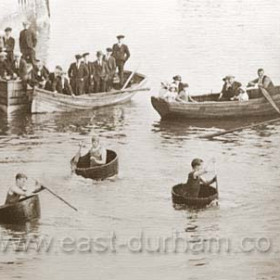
[247,68,274,92]
[218,75,242,101]
[0,52,13,79]
[28,59,50,88]
[183,158,216,198]
[5,173,44,204]
[175,83,196,103]
[172,75,183,93]
[72,135,107,169]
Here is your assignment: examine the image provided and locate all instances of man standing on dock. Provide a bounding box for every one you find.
[19,21,37,65]
[68,54,89,95]
[3,27,15,65]
[112,35,130,87]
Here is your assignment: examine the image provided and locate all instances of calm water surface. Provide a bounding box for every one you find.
[0,0,280,279]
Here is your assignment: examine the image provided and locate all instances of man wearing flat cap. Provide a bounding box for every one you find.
[29,59,50,88]
[104,47,116,91]
[92,51,108,93]
[4,27,15,65]
[82,52,93,93]
[68,54,89,95]
[112,35,130,87]
[218,75,242,101]
[19,21,37,65]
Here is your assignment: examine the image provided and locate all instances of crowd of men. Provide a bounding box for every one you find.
[0,20,131,95]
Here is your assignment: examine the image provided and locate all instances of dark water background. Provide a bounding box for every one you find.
[0,0,280,279]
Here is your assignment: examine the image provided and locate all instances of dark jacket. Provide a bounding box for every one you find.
[11,58,28,80]
[0,60,13,77]
[19,28,37,51]
[221,81,242,100]
[104,55,116,77]
[92,60,108,80]
[251,75,274,92]
[47,73,73,95]
[68,62,89,81]
[4,37,15,52]
[29,66,50,87]
[112,44,130,62]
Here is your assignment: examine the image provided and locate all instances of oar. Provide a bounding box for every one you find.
[32,179,78,212]
[214,160,219,199]
[121,65,140,90]
[259,87,280,114]
[201,117,280,139]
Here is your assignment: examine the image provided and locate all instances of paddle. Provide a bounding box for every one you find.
[32,179,78,212]
[259,87,280,114]
[214,160,219,199]
[121,65,140,90]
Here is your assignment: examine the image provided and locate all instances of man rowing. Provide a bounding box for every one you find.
[247,68,274,92]
[5,173,44,204]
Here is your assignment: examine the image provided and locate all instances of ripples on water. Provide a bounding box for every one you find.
[0,0,280,279]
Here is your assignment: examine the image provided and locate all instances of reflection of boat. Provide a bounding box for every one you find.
[72,150,118,180]
[0,195,41,224]
[151,86,280,120]
[172,184,218,208]
[31,71,148,113]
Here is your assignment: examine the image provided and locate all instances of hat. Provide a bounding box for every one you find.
[82,52,90,57]
[96,51,103,57]
[22,20,30,25]
[191,158,203,168]
[4,27,12,32]
[75,54,82,59]
[223,75,235,81]
[173,75,182,82]
[35,59,41,63]
[181,83,189,88]
[117,35,125,39]
[106,47,113,52]
[55,65,63,71]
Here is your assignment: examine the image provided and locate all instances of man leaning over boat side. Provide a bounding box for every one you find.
[5,173,44,205]
[247,68,274,93]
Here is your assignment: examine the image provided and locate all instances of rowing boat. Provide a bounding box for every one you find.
[31,71,148,113]
[172,184,218,208]
[0,195,41,224]
[72,149,118,180]
[151,86,280,120]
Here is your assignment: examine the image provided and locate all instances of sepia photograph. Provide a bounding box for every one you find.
[0,0,279,279]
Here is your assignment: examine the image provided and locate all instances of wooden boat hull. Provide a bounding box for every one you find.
[172,184,218,208]
[151,86,280,120]
[73,149,119,180]
[0,80,32,114]
[31,71,148,113]
[0,195,41,224]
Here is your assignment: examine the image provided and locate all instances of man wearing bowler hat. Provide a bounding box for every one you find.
[68,54,89,95]
[19,20,37,65]
[112,35,130,87]
[4,27,15,65]
[104,47,116,91]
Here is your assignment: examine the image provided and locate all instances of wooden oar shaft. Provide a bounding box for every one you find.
[122,71,136,90]
[43,186,78,212]
[260,88,280,114]
[201,117,280,139]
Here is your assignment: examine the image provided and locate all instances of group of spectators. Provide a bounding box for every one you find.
[0,20,131,95]
[160,69,274,103]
